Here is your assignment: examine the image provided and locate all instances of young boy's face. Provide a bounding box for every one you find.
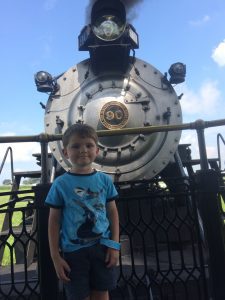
[63,134,99,170]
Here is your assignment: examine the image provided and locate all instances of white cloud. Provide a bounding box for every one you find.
[1,132,16,136]
[0,141,41,182]
[180,131,199,159]
[177,80,221,116]
[180,125,225,170]
[0,122,39,136]
[177,82,225,167]
[212,40,225,67]
[0,142,40,163]
[189,15,210,26]
[205,126,225,167]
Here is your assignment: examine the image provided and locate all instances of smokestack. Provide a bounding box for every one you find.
[85,0,144,24]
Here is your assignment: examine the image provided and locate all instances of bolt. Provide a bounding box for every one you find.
[99,84,103,92]
[103,148,108,157]
[139,134,146,140]
[86,92,92,99]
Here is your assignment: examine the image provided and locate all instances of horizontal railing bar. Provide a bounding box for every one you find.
[0,118,225,143]
[0,189,34,197]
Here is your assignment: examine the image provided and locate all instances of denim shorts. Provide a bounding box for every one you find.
[63,244,117,300]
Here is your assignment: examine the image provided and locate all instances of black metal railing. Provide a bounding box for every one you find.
[0,119,225,299]
[0,177,209,300]
[112,177,209,300]
[0,189,39,299]
[217,133,225,170]
[0,147,14,185]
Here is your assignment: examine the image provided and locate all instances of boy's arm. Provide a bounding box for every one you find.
[48,207,61,259]
[48,207,71,282]
[106,200,120,243]
[105,200,120,268]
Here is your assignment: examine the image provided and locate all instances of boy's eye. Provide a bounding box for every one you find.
[86,143,94,148]
[70,143,95,149]
[71,144,80,149]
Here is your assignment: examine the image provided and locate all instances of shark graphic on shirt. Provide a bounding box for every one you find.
[70,186,106,244]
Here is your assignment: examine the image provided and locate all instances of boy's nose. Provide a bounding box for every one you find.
[79,145,87,153]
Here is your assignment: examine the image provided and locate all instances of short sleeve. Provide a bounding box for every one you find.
[105,174,118,202]
[45,181,64,208]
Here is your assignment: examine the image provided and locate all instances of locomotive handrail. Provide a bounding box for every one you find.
[0,146,14,184]
[0,118,225,143]
[217,133,225,170]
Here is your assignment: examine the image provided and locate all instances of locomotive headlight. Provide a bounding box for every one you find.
[91,0,126,42]
[92,15,125,41]
[35,71,52,83]
[34,71,59,93]
[78,0,139,74]
[168,62,186,84]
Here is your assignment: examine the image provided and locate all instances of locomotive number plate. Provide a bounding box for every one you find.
[100,101,129,129]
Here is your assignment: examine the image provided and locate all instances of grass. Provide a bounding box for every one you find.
[221,196,225,211]
[0,185,34,266]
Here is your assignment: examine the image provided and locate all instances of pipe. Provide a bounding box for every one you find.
[0,118,225,144]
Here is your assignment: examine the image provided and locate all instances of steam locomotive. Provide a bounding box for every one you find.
[34,0,187,182]
[17,2,225,298]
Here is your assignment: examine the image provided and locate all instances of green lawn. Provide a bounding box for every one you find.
[0,185,33,229]
[222,196,225,211]
[0,185,34,266]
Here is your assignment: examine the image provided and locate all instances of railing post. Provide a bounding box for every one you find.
[196,126,209,170]
[40,137,49,185]
[195,169,225,300]
[34,184,59,300]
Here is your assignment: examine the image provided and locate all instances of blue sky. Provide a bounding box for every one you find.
[0,0,225,182]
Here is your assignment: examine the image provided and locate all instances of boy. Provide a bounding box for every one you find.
[45,123,120,300]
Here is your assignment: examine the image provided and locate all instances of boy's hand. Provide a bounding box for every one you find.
[52,255,71,283]
[105,247,119,268]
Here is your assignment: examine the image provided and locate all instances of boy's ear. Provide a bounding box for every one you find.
[63,148,69,158]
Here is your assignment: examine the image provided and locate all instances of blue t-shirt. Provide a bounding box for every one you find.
[45,170,118,252]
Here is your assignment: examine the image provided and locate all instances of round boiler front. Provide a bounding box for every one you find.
[44,57,182,181]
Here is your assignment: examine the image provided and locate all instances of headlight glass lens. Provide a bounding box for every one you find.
[93,15,125,41]
[35,71,52,83]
